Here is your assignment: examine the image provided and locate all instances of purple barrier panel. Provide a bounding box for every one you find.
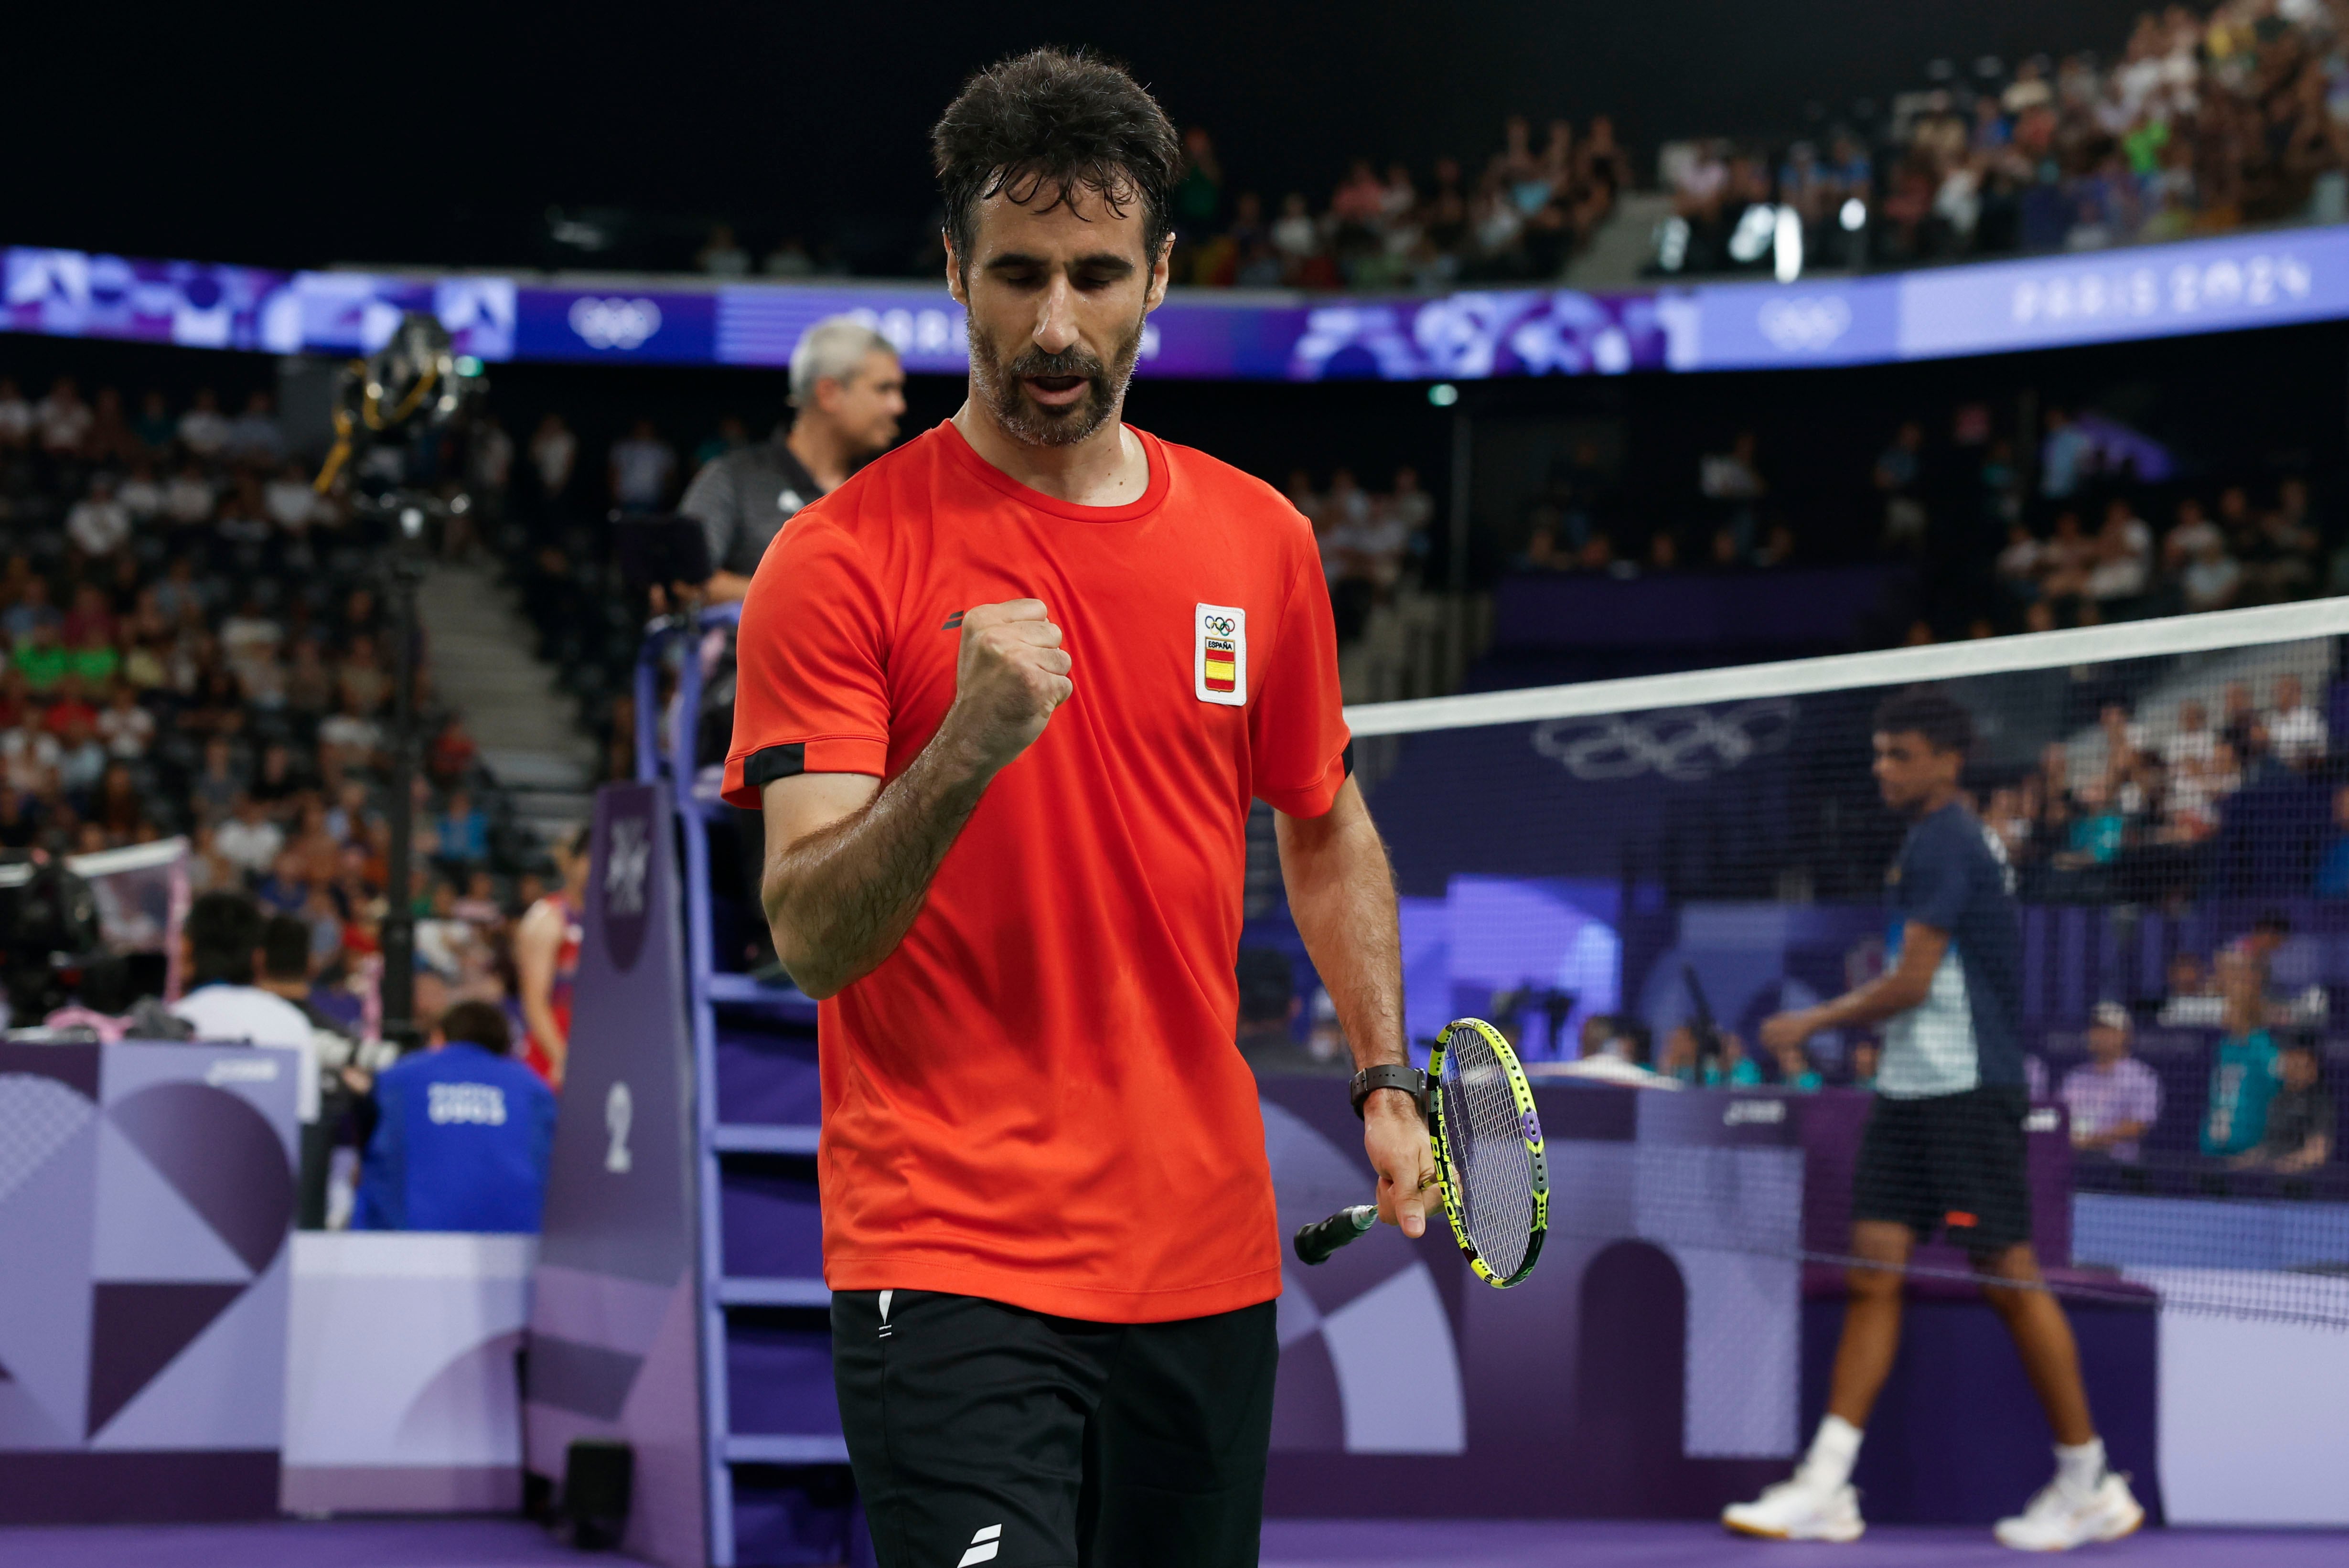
[724,1323,841,1437]
[1492,564,1912,651]
[732,1470,869,1568]
[1800,1293,2161,1527]
[525,780,705,1568]
[1259,1075,2154,1522]
[1259,1077,1792,1520]
[718,1161,824,1281]
[714,1028,823,1128]
[0,1039,297,1524]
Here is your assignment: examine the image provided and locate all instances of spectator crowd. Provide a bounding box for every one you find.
[1978,673,2335,906]
[1494,964,2336,1186]
[1163,116,1632,290]
[1496,387,2340,672]
[0,369,555,1045]
[663,2,2349,292]
[1667,2,2349,274]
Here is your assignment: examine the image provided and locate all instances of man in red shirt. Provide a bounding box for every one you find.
[725,47,1432,1568]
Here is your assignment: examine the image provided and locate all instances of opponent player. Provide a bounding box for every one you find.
[724,49,1434,1568]
[1724,688,2144,1550]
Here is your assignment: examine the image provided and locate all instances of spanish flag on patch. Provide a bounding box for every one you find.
[1203,638,1237,692]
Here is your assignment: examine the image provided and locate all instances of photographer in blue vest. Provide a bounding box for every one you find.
[353,999,558,1233]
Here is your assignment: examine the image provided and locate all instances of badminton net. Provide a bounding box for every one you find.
[1273,600,2349,1329]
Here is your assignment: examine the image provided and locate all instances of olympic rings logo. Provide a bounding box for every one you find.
[1530,698,1798,782]
[568,296,664,351]
[1756,295,1852,352]
[1203,616,1236,635]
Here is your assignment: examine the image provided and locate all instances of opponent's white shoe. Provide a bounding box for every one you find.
[1721,1469,1866,1542]
[1993,1472,2145,1551]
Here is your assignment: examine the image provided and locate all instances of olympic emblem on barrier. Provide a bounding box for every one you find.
[607,818,650,915]
[568,296,664,351]
[1530,698,1799,782]
[601,800,655,971]
[1756,294,1852,353]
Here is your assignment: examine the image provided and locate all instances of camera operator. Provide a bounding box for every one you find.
[679,316,906,603]
[172,890,320,1127]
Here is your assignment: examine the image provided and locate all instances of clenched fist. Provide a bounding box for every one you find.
[942,599,1073,775]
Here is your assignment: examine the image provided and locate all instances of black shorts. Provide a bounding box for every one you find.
[1852,1084,2032,1253]
[831,1289,1276,1568]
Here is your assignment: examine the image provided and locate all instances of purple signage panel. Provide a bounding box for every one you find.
[1279,288,1670,379]
[3,248,293,352]
[1668,274,1903,370]
[717,284,965,373]
[0,1038,298,1524]
[11,224,2349,376]
[514,286,720,364]
[1888,223,2349,359]
[274,273,517,362]
[1898,226,2349,359]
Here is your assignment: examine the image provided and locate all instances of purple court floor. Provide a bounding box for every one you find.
[1,1518,2345,1567]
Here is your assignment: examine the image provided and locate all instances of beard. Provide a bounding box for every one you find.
[966,311,1147,448]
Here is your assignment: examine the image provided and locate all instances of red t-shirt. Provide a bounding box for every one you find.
[725,420,1350,1322]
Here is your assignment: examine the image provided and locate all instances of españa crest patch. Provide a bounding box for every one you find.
[1194,602,1246,706]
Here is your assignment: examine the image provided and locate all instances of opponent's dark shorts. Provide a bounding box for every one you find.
[1852,1083,2033,1253]
[831,1289,1276,1568]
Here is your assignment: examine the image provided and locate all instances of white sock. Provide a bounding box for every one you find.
[2055,1437,2105,1493]
[1802,1414,1864,1489]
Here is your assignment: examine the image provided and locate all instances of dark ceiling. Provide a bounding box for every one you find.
[10,1,2149,274]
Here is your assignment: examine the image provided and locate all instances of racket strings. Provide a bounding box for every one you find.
[1439,1034,1535,1278]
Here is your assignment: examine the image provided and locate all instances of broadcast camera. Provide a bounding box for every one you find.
[313,309,491,530]
[307,309,489,1048]
[0,852,123,1027]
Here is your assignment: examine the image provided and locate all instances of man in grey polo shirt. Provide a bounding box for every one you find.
[681,316,906,601]
[683,319,905,966]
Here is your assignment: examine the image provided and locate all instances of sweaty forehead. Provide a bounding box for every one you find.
[969,179,1151,263]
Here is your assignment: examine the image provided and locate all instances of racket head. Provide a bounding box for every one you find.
[1427,1017,1550,1288]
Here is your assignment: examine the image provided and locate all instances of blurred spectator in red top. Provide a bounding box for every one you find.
[429,715,479,788]
[43,674,98,738]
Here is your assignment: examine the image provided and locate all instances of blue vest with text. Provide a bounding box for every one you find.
[354,1041,558,1233]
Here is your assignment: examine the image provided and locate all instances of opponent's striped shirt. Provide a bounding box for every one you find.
[1880,800,2027,1098]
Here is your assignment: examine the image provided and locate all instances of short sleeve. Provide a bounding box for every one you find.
[721,516,891,807]
[1249,538,1351,817]
[1900,827,1970,933]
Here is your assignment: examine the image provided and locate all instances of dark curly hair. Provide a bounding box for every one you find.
[1874,685,1976,757]
[930,48,1181,287]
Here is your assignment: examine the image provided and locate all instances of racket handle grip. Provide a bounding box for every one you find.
[1293,1205,1378,1266]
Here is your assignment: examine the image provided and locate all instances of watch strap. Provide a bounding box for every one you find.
[1350,1063,1427,1119]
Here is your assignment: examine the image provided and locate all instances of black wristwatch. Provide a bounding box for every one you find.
[1349,1063,1427,1120]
